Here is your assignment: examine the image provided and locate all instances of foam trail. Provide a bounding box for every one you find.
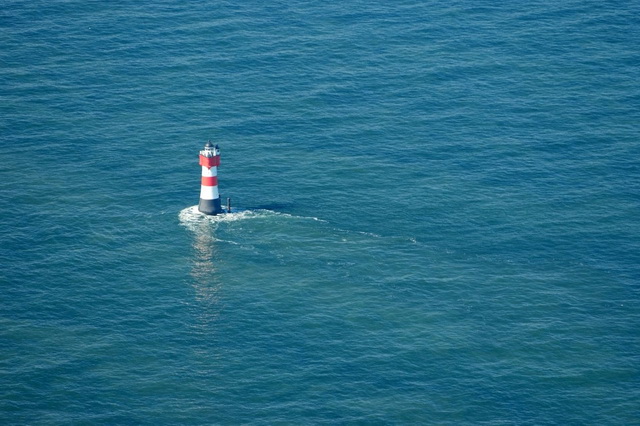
[179,205,257,226]
[178,205,325,231]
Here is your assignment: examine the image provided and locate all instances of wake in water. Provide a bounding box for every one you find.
[179,205,257,232]
[179,205,254,224]
[178,205,326,233]
[178,205,326,232]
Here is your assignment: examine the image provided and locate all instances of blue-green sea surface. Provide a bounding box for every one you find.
[1,0,639,424]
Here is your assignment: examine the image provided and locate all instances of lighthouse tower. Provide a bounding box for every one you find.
[198,141,222,215]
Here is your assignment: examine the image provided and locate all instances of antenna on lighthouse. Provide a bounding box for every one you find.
[198,141,223,215]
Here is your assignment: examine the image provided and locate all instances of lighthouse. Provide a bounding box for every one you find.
[198,141,222,215]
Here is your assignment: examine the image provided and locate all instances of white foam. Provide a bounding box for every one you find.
[178,205,259,230]
[179,205,325,229]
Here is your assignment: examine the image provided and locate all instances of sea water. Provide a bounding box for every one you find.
[1,0,639,423]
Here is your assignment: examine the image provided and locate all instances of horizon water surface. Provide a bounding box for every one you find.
[1,0,639,424]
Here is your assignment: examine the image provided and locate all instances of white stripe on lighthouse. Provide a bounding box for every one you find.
[201,167,218,178]
[200,185,219,200]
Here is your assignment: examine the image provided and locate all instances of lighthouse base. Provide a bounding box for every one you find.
[198,198,223,215]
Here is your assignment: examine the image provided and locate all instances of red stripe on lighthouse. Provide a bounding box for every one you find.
[201,176,218,186]
[199,155,220,168]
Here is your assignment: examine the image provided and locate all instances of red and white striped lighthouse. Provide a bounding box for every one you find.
[198,141,222,215]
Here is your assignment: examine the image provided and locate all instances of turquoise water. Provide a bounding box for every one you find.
[2,0,639,423]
